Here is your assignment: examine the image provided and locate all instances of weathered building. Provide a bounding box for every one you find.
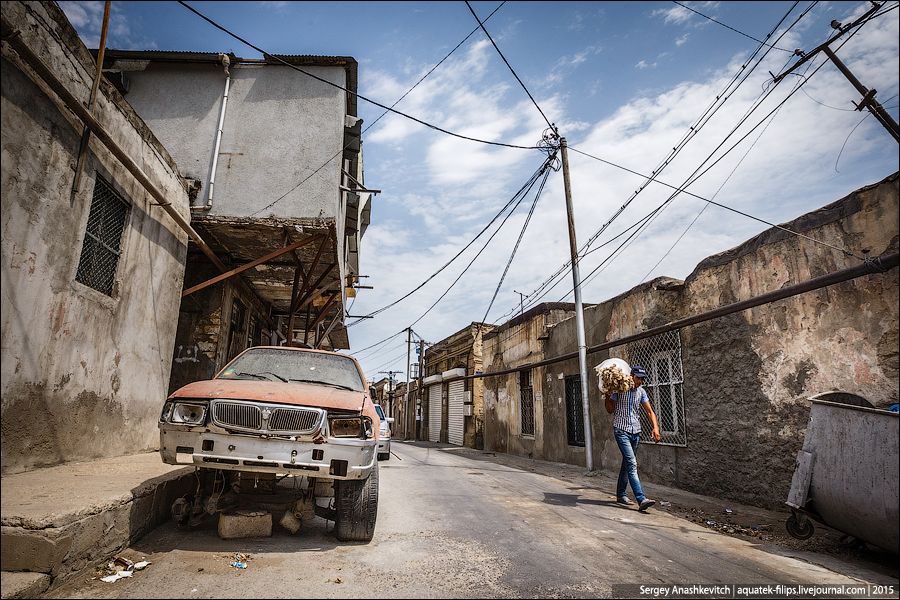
[95,49,371,390]
[420,322,498,449]
[1,2,190,473]
[483,174,899,510]
[481,304,578,459]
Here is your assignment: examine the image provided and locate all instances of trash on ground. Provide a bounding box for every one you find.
[660,501,671,507]
[100,571,133,583]
[725,509,733,514]
[133,561,151,571]
[231,562,248,569]
[112,556,134,570]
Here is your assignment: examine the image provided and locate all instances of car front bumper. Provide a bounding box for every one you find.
[160,428,376,480]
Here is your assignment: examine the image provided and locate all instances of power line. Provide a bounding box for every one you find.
[347,156,553,327]
[465,1,556,134]
[671,0,794,52]
[498,2,811,320]
[177,1,540,152]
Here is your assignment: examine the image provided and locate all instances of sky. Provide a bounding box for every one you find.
[59,1,899,383]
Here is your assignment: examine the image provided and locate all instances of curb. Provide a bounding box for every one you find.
[1,462,196,597]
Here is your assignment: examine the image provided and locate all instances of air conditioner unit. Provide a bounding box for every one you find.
[463,404,474,417]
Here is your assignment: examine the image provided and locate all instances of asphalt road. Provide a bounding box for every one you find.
[46,441,895,599]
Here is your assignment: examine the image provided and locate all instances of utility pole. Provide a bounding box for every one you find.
[378,370,402,415]
[513,290,525,318]
[405,327,412,439]
[772,2,898,143]
[417,339,425,440]
[560,137,594,472]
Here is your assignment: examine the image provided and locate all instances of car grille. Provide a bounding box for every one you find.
[214,402,261,429]
[211,401,324,436]
[269,408,320,432]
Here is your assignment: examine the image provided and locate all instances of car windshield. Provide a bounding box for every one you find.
[374,405,386,420]
[217,348,366,391]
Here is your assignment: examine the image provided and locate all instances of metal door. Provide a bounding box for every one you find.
[447,379,465,446]
[428,383,442,443]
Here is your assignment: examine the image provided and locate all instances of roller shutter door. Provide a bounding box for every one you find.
[447,379,465,446]
[428,383,442,443]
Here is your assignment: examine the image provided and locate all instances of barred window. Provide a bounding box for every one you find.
[564,375,585,447]
[519,370,535,437]
[75,177,130,296]
[625,330,686,447]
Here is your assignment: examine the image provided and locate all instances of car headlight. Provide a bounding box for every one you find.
[169,402,207,426]
[329,416,374,439]
[159,402,173,423]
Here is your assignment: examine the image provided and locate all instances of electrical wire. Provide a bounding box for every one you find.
[465,1,557,134]
[671,0,794,52]
[178,1,541,151]
[255,3,509,216]
[497,2,811,320]
[406,155,557,329]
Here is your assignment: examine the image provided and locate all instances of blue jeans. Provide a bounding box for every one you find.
[614,428,645,503]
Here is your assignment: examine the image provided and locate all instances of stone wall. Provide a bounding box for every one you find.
[1,1,189,473]
[485,174,898,510]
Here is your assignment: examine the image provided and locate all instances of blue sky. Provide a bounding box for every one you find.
[60,1,899,383]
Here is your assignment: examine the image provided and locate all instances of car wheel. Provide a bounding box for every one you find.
[334,464,378,542]
[377,452,390,461]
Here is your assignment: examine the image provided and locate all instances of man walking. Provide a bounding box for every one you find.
[604,365,661,512]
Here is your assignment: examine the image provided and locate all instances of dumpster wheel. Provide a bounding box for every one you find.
[786,514,815,540]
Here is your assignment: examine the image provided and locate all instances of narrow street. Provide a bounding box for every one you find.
[46,442,896,599]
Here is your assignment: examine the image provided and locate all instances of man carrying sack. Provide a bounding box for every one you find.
[603,365,661,512]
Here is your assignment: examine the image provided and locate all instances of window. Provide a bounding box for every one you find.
[519,370,535,436]
[75,177,130,296]
[627,330,686,446]
[564,375,585,447]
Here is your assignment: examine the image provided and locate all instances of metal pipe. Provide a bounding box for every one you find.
[560,137,594,471]
[71,0,110,193]
[472,252,898,380]
[200,54,231,210]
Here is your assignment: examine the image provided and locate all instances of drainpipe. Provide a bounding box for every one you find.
[197,53,231,211]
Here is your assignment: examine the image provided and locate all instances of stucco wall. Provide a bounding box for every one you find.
[116,61,347,222]
[1,1,189,474]
[484,174,898,510]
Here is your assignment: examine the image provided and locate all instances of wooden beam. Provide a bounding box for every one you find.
[182,235,320,298]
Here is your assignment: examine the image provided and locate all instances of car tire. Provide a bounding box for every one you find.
[334,464,378,542]
[377,452,390,461]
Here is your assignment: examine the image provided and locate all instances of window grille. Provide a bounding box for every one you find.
[75,177,130,296]
[620,330,686,447]
[519,370,535,436]
[564,375,585,447]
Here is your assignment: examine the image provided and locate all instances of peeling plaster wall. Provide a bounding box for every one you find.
[485,174,898,511]
[483,306,575,459]
[1,2,189,474]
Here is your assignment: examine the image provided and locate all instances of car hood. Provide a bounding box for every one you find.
[170,379,368,412]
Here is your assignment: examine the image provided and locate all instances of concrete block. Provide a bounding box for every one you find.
[0,572,51,600]
[218,511,272,539]
[0,527,72,574]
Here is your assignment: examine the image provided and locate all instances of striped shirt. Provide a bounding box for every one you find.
[612,387,649,434]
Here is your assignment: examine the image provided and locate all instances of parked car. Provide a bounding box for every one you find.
[374,404,393,460]
[158,346,379,541]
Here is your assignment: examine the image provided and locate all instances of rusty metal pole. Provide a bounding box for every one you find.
[71,0,110,193]
[560,137,594,471]
[821,46,899,142]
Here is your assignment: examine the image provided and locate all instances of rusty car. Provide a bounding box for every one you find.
[158,346,379,541]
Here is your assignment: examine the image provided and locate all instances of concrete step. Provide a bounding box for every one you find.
[1,453,195,596]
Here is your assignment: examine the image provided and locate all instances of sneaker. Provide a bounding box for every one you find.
[616,497,634,505]
[639,499,656,512]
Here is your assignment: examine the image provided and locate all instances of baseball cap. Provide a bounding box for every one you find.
[631,365,648,378]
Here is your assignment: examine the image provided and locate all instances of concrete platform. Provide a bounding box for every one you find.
[1,452,195,596]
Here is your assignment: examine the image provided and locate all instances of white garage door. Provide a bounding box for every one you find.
[447,379,465,446]
[428,383,442,443]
